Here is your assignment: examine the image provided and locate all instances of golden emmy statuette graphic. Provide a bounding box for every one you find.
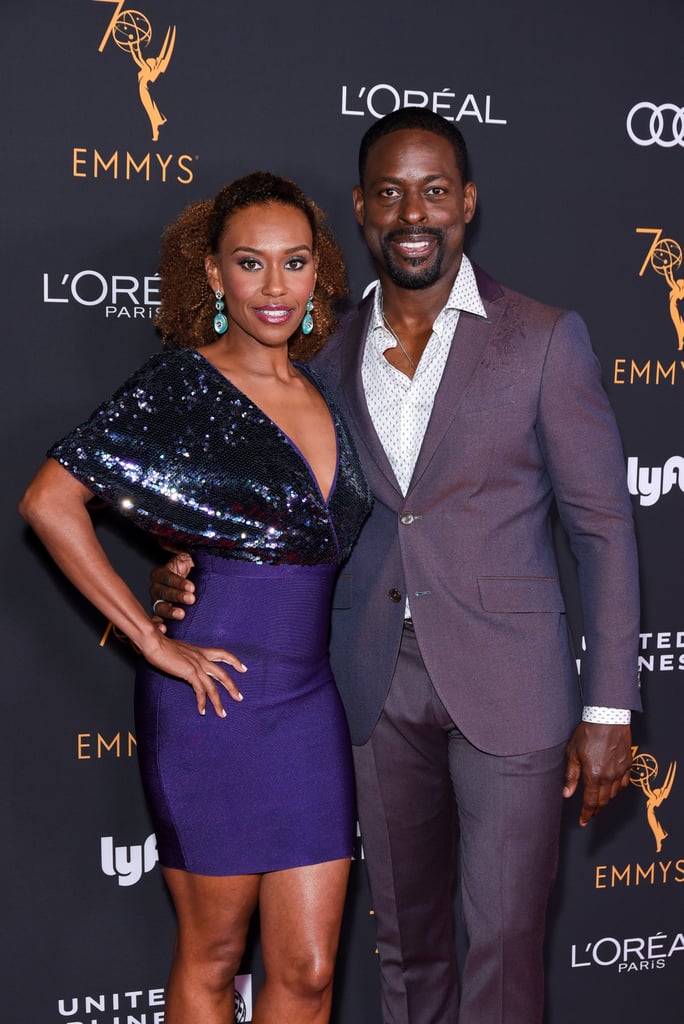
[95,0,176,141]
[637,227,684,350]
[630,748,677,853]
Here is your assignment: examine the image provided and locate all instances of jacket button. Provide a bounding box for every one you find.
[388,588,402,603]
[400,513,415,525]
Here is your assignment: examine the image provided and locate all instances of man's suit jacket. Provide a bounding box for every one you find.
[312,264,641,755]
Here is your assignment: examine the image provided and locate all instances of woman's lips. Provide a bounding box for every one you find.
[253,305,293,324]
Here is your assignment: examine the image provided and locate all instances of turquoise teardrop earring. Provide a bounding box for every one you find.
[301,293,314,335]
[213,290,228,335]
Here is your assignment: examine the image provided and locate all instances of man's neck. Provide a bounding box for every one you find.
[378,261,462,330]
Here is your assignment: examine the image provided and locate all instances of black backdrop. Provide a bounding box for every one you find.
[3,2,683,1021]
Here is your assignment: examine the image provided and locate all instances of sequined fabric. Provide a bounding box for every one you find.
[49,349,372,565]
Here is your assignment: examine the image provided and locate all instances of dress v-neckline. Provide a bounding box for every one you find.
[191,350,339,505]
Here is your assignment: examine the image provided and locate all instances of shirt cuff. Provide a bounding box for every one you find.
[582,706,631,725]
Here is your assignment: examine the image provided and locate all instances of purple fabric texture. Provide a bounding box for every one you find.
[136,556,355,875]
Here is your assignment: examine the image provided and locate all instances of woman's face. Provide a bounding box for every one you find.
[206,202,317,348]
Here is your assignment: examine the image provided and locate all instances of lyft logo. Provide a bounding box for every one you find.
[627,455,684,505]
[100,833,158,886]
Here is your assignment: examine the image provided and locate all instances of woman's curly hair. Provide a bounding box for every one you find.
[155,171,348,361]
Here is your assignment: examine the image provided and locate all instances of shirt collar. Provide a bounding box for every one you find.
[368,254,487,342]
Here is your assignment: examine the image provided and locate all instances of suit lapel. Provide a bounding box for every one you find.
[339,266,508,503]
[407,272,506,494]
[339,294,405,505]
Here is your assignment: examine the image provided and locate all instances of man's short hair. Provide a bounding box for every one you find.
[358,107,470,187]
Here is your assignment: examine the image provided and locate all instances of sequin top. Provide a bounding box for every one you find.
[48,349,372,566]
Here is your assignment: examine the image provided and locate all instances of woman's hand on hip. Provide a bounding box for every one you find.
[141,633,247,718]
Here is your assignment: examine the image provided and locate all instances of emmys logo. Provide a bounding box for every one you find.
[73,2,194,183]
[638,228,684,351]
[631,747,677,853]
[613,225,684,386]
[77,730,137,759]
[594,743,683,890]
[101,832,158,886]
[95,0,175,141]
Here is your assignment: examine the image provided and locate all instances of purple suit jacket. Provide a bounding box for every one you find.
[312,264,641,754]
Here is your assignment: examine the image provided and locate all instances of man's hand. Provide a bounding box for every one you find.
[563,722,632,826]
[150,552,195,623]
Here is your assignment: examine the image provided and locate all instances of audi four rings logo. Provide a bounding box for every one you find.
[627,102,684,147]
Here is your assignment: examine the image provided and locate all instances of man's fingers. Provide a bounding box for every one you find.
[154,599,186,619]
[579,783,602,826]
[167,552,195,577]
[160,582,195,604]
[563,758,580,799]
[149,564,195,609]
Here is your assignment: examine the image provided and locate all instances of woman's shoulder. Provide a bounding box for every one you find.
[130,346,205,379]
[114,347,219,401]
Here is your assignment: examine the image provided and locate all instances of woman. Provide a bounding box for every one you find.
[19,172,372,1024]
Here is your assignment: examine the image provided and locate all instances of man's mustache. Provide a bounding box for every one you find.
[385,227,444,242]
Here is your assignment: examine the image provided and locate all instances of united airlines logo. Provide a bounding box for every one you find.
[94,0,176,141]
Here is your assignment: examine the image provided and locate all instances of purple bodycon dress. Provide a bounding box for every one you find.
[49,349,372,875]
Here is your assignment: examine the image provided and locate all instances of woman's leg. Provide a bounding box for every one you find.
[162,866,261,1024]
[254,858,351,1024]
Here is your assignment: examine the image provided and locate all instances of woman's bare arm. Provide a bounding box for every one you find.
[19,459,246,716]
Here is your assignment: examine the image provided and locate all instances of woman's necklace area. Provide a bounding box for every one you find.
[382,311,418,372]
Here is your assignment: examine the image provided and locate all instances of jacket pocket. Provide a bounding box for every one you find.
[477,576,565,613]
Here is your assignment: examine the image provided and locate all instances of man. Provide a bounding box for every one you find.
[151,108,641,1023]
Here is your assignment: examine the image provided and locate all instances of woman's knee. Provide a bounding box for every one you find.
[175,933,246,993]
[274,948,336,999]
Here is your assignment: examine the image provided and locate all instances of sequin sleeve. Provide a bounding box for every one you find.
[48,351,221,542]
[48,350,372,566]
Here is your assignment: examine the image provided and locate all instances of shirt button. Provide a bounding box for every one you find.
[400,513,415,525]
[388,588,402,603]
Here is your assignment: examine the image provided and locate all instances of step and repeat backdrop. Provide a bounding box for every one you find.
[3,1,683,1021]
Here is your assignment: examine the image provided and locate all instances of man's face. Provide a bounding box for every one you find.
[353,129,476,290]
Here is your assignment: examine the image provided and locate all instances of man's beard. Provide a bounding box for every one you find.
[380,227,445,290]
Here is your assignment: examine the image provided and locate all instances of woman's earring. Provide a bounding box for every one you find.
[301,294,314,335]
[213,290,228,335]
